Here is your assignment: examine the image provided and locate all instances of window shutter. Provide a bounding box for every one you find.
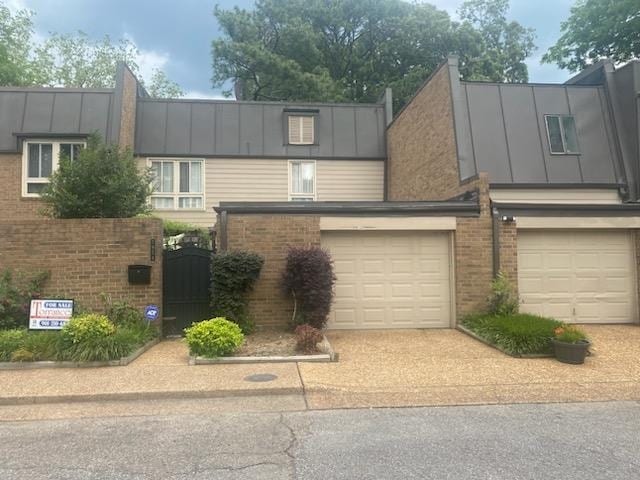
[288,116,301,144]
[301,116,314,144]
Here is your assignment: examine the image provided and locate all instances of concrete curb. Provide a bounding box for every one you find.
[189,334,338,365]
[0,386,303,406]
[0,338,160,370]
[456,325,553,359]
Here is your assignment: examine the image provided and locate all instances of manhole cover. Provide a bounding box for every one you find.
[244,373,278,382]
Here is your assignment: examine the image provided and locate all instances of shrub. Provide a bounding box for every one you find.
[554,325,588,344]
[211,251,264,333]
[17,331,60,361]
[462,313,562,355]
[101,294,146,327]
[487,271,519,316]
[40,133,153,218]
[0,329,28,361]
[0,269,49,329]
[163,219,212,249]
[294,324,323,353]
[60,314,115,345]
[282,246,336,329]
[184,317,244,358]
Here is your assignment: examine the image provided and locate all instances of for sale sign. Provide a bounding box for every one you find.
[29,300,74,330]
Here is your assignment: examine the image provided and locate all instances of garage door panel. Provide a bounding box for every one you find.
[323,231,452,329]
[518,230,636,324]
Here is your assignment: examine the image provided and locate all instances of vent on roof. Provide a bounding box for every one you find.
[288,115,314,145]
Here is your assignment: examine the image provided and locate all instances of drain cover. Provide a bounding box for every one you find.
[244,373,278,382]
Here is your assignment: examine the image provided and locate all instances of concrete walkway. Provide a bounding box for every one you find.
[0,326,638,411]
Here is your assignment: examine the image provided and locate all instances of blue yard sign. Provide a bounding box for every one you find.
[144,305,159,321]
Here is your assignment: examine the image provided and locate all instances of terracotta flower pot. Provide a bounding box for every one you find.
[551,339,591,365]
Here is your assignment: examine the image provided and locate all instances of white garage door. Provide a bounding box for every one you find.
[518,230,637,324]
[322,231,452,329]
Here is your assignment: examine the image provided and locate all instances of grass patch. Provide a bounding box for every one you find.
[462,313,562,355]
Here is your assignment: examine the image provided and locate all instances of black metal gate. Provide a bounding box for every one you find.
[163,246,213,335]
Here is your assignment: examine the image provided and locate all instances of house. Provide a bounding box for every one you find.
[216,56,640,329]
[0,64,388,227]
[2,57,640,330]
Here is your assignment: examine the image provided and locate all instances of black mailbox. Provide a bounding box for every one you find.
[128,264,151,285]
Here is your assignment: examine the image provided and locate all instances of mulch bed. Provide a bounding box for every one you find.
[234,329,309,357]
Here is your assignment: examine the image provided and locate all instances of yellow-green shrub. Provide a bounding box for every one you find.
[61,314,115,344]
[184,317,244,358]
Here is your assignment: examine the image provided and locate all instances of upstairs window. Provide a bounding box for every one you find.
[23,140,84,196]
[545,115,579,154]
[289,160,316,201]
[288,115,314,145]
[150,159,203,210]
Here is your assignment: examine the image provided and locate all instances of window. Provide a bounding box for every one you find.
[150,159,204,210]
[288,115,314,145]
[545,115,579,154]
[289,160,315,201]
[22,140,84,196]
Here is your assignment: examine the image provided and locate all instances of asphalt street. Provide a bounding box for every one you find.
[0,400,638,479]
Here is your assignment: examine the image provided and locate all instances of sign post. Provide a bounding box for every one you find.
[29,300,74,330]
[144,304,159,324]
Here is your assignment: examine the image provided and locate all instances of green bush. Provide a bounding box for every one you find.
[554,324,588,344]
[101,294,146,327]
[0,329,28,361]
[184,317,244,358]
[163,219,212,249]
[60,314,115,344]
[17,331,60,361]
[462,313,562,355]
[40,133,153,218]
[211,251,264,333]
[0,269,50,329]
[487,271,519,316]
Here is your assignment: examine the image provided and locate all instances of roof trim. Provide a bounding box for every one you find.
[0,86,113,94]
[493,202,640,216]
[136,153,386,161]
[214,201,480,216]
[564,60,610,85]
[490,183,624,190]
[137,98,384,108]
[461,80,606,89]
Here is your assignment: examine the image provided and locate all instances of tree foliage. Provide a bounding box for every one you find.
[542,0,640,72]
[40,134,153,218]
[0,2,183,97]
[211,0,535,110]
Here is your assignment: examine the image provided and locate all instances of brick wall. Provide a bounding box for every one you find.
[387,62,462,202]
[0,154,45,221]
[498,220,518,291]
[224,215,321,328]
[0,218,162,319]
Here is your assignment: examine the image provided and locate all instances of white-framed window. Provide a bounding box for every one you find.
[288,160,316,201]
[149,158,204,210]
[544,115,579,154]
[288,115,314,145]
[22,140,84,196]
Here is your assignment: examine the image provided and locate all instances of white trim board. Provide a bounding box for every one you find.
[319,216,456,231]
[516,217,640,229]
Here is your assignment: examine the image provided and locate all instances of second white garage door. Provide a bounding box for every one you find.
[322,231,452,329]
[518,230,637,324]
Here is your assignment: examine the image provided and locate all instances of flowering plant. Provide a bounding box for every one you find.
[553,325,588,344]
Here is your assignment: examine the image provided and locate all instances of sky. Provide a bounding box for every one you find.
[5,0,575,99]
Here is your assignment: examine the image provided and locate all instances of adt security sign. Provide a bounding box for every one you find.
[144,305,159,322]
[29,299,74,330]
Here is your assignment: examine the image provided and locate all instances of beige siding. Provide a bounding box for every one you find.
[141,158,384,228]
[316,160,384,201]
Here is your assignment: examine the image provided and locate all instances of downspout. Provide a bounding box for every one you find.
[491,205,500,278]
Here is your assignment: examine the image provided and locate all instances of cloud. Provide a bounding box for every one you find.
[4,0,30,12]
[122,33,171,85]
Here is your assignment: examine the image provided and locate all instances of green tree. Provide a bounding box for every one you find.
[0,4,41,86]
[211,0,535,110]
[0,1,183,97]
[40,134,153,219]
[458,0,536,82]
[542,0,640,72]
